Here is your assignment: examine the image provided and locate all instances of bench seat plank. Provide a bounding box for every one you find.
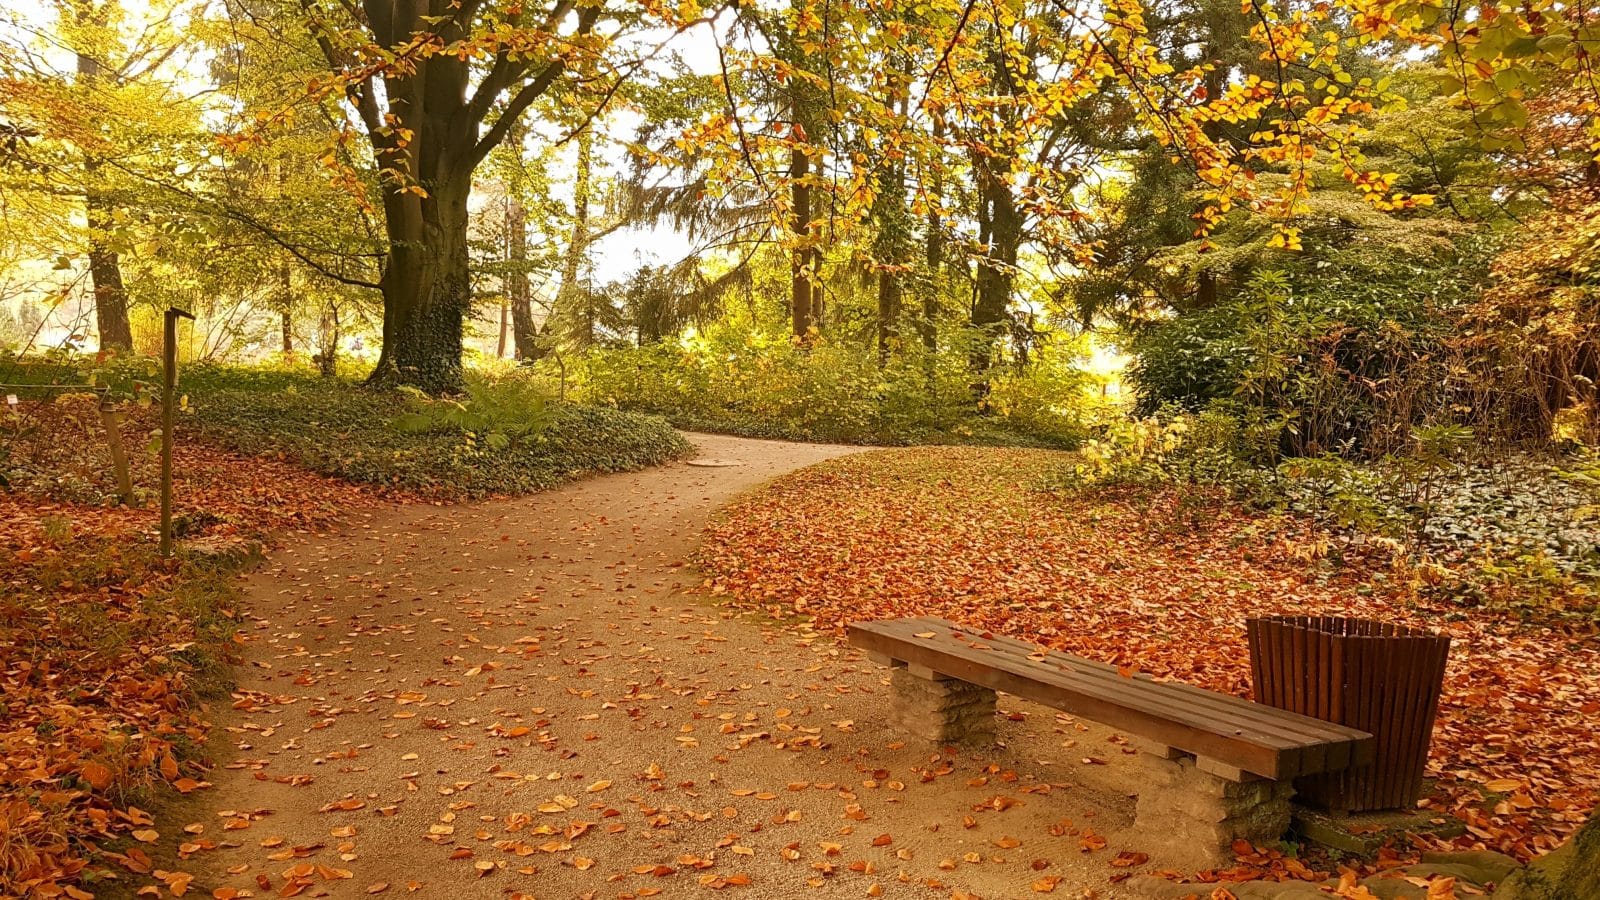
[849,616,1372,780]
[882,616,1372,774]
[880,619,1316,749]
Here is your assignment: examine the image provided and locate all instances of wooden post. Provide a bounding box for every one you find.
[97,388,135,506]
[160,307,194,557]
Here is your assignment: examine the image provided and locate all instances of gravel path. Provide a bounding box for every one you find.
[192,433,1139,899]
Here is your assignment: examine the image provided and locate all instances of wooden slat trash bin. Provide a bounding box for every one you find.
[1247,615,1450,813]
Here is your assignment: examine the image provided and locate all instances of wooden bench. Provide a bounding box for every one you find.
[849,616,1374,862]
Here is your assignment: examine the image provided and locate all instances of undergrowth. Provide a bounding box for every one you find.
[568,328,1095,449]
[180,364,692,498]
[1048,404,1600,621]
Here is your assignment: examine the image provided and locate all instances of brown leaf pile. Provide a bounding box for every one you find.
[1,397,382,897]
[701,447,1600,862]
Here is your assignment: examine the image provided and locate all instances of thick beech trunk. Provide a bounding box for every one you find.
[367,178,471,393]
[326,0,599,393]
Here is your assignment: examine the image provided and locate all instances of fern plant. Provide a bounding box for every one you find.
[392,374,551,450]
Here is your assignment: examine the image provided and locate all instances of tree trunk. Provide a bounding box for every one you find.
[968,41,1024,376]
[920,117,945,354]
[511,299,542,362]
[775,10,826,344]
[341,0,600,393]
[497,297,509,358]
[555,129,594,347]
[85,183,134,352]
[367,177,471,394]
[76,29,133,353]
[505,197,543,361]
[495,195,510,359]
[875,65,911,366]
[970,164,1019,373]
[809,238,824,330]
[280,263,293,354]
[874,169,907,365]
[790,143,815,340]
[1191,60,1228,311]
[316,302,339,377]
[877,270,902,364]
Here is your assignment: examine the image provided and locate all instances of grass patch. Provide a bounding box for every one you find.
[2,357,693,500]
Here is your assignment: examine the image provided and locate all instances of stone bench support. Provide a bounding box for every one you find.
[885,665,997,744]
[1132,748,1296,866]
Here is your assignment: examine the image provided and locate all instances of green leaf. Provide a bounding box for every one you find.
[392,412,434,433]
[1537,34,1572,54]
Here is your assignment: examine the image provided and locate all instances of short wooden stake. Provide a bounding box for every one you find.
[159,307,194,557]
[98,391,134,506]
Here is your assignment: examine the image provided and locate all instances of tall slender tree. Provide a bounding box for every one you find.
[72,15,134,351]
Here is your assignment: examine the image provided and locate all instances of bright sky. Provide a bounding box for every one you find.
[564,20,727,277]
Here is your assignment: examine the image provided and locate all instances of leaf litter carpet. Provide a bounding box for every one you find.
[702,448,1600,866]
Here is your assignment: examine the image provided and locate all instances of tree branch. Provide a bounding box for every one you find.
[297,0,387,143]
[462,0,573,128]
[468,5,601,168]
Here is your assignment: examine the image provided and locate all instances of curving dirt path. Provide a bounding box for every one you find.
[192,433,1139,899]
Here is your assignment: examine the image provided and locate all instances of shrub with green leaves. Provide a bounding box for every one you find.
[570,322,1093,447]
[1124,263,1480,459]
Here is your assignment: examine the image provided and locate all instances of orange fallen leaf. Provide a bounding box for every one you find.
[81,761,114,790]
